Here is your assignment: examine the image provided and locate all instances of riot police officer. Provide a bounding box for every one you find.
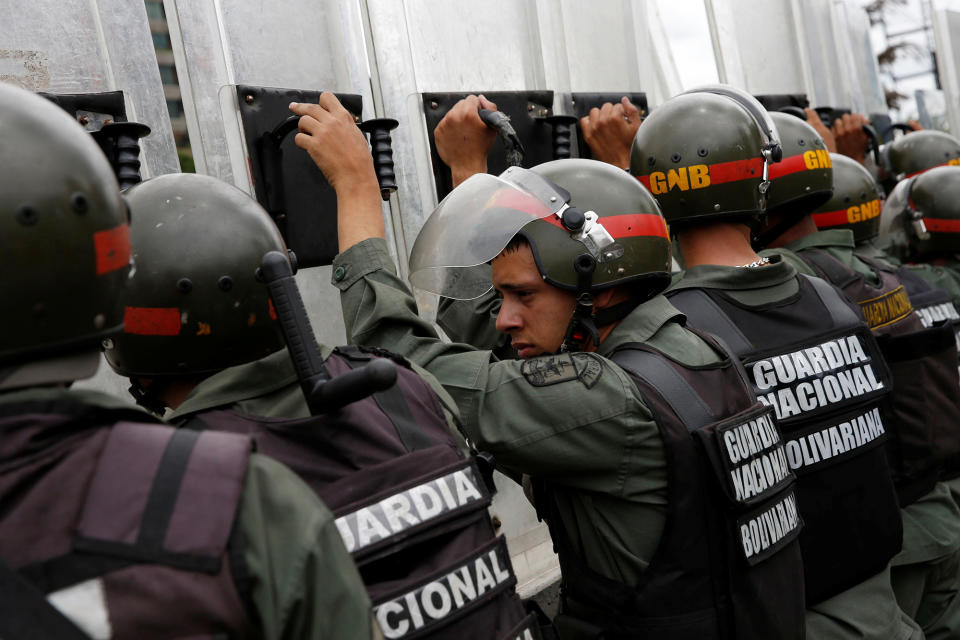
[103,171,536,640]
[290,92,806,640]
[757,113,960,640]
[0,81,376,639]
[627,86,919,640]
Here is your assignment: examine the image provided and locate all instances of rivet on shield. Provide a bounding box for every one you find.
[245,94,255,105]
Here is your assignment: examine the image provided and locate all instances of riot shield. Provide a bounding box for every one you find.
[704,0,811,93]
[0,0,179,178]
[162,0,378,345]
[832,1,887,116]
[934,8,960,136]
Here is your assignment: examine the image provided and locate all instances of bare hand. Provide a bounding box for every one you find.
[804,108,836,152]
[434,95,498,187]
[289,93,383,250]
[832,112,870,165]
[580,97,642,168]
[290,93,379,195]
[907,119,924,131]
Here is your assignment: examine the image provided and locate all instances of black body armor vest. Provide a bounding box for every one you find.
[182,346,538,640]
[536,332,805,640]
[799,249,960,503]
[896,265,960,482]
[667,275,902,605]
[0,399,254,639]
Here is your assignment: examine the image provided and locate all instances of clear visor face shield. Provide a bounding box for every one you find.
[408,166,617,299]
[680,85,783,204]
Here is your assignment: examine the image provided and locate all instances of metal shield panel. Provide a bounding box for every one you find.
[163,0,378,345]
[0,0,178,178]
[934,8,960,136]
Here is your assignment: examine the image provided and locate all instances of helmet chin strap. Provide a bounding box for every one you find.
[128,377,169,416]
[558,253,642,353]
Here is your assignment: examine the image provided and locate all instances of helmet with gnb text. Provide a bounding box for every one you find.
[104,173,288,377]
[812,154,885,243]
[879,166,960,259]
[630,84,782,229]
[751,111,834,249]
[409,159,671,302]
[0,82,130,382]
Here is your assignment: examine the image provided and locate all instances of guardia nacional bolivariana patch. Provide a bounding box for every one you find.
[521,352,603,389]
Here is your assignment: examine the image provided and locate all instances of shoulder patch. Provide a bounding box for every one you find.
[521,353,603,388]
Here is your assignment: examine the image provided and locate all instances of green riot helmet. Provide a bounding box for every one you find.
[0,82,130,388]
[752,112,834,248]
[881,130,960,190]
[879,166,960,259]
[630,84,782,230]
[104,173,287,378]
[409,159,671,349]
[811,154,885,243]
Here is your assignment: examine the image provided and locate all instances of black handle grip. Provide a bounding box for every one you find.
[884,123,917,138]
[92,122,151,191]
[358,118,399,201]
[863,123,881,166]
[539,115,578,159]
[260,251,329,401]
[479,108,525,166]
[313,358,398,411]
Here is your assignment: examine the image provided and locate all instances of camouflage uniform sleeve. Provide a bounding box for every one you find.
[331,238,659,491]
[239,453,376,640]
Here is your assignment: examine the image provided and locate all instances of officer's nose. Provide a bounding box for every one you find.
[496,300,522,334]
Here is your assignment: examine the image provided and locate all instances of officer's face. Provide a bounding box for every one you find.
[491,243,576,358]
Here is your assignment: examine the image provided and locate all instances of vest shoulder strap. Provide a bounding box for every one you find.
[798,248,860,289]
[799,274,863,327]
[0,555,92,640]
[610,346,716,430]
[73,422,252,574]
[666,288,754,355]
[333,351,435,452]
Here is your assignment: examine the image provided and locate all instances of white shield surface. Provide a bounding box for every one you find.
[0,0,179,177]
[162,0,380,346]
[934,8,960,135]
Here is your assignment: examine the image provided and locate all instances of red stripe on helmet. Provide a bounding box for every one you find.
[768,154,811,180]
[635,157,764,190]
[906,161,953,179]
[811,209,849,227]
[601,214,669,239]
[124,307,181,336]
[923,217,960,233]
[706,157,765,185]
[93,224,131,275]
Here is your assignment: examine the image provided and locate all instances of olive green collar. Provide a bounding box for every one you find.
[785,228,856,253]
[597,294,685,356]
[168,347,330,420]
[0,385,150,414]
[667,254,797,292]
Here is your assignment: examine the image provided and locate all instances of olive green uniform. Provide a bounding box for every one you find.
[330,237,722,587]
[0,385,375,640]
[762,231,960,639]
